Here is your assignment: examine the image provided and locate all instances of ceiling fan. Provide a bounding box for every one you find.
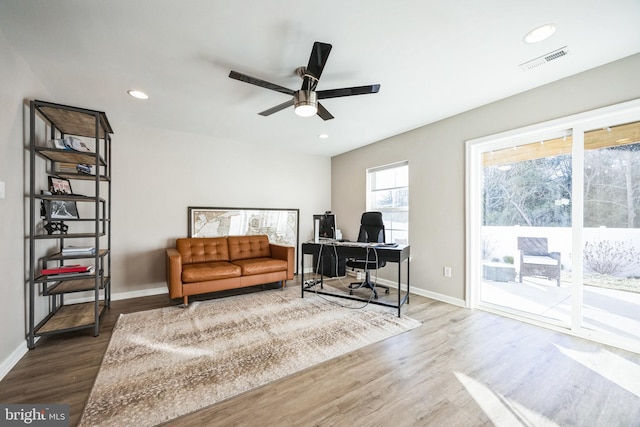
[229,41,380,120]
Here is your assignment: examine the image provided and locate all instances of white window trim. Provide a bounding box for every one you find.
[367,160,409,243]
[465,98,640,353]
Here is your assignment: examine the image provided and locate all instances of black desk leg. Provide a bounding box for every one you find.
[397,261,401,317]
[407,259,410,304]
[301,253,305,298]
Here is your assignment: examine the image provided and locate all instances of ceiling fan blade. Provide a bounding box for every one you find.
[317,84,380,100]
[258,99,294,116]
[306,42,332,81]
[316,103,334,121]
[229,70,294,96]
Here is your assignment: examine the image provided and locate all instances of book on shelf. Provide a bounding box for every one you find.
[64,136,92,152]
[41,264,95,276]
[46,137,93,153]
[61,246,96,255]
[76,164,92,174]
[54,162,93,175]
[54,162,76,173]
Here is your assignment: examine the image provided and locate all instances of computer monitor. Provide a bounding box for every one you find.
[313,212,337,240]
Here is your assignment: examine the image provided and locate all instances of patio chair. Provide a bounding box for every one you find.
[517,237,561,286]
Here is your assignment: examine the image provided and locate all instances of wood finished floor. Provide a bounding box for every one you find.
[1,278,640,427]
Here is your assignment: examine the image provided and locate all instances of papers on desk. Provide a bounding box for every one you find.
[330,241,398,248]
[305,239,400,249]
[332,241,374,247]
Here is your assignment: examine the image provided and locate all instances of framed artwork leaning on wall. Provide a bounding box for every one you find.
[188,206,299,273]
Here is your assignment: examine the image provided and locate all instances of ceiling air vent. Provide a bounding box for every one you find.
[519,46,569,70]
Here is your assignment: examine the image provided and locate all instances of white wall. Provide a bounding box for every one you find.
[109,123,330,297]
[332,53,640,304]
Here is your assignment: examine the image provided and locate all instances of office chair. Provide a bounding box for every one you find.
[346,212,390,299]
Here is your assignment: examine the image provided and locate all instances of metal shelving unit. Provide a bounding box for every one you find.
[28,100,113,349]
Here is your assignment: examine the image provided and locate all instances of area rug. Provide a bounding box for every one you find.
[79,286,420,426]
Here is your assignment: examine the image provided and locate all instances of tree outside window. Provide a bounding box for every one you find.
[367,162,408,244]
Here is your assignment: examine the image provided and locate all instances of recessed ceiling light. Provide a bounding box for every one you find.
[127,90,149,100]
[523,23,557,44]
[318,133,329,139]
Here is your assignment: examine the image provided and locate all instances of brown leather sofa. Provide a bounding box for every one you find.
[166,235,294,306]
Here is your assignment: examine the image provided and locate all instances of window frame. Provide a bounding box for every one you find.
[466,98,640,354]
[366,160,409,244]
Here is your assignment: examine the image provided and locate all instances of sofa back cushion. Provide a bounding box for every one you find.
[176,237,230,265]
[228,235,271,261]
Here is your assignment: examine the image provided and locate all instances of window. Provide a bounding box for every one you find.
[467,98,640,354]
[367,161,409,244]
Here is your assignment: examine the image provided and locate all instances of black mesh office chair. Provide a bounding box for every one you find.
[346,212,390,299]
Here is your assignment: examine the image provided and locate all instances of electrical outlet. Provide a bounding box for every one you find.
[443,266,452,278]
[0,181,5,199]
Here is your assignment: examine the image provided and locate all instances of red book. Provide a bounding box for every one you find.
[41,264,93,275]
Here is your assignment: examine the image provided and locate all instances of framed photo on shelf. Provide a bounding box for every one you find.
[48,176,73,195]
[43,200,79,220]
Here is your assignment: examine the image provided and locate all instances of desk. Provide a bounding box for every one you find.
[301,242,410,317]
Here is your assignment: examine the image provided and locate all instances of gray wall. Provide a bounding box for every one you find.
[0,30,332,376]
[0,29,53,377]
[332,53,640,304]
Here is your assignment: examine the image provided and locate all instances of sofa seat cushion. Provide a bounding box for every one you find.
[232,257,288,276]
[182,261,241,283]
[522,255,558,266]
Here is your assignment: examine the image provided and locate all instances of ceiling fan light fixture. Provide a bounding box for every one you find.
[294,90,317,117]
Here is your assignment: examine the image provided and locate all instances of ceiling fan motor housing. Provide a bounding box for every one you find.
[294,90,317,117]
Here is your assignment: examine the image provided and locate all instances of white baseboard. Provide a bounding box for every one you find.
[0,341,28,382]
[65,286,169,304]
[411,287,467,307]
[112,287,169,301]
[373,277,467,307]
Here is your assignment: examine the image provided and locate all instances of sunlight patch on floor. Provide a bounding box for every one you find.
[455,372,561,427]
[129,334,214,359]
[555,344,640,398]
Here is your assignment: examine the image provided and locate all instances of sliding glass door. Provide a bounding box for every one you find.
[478,131,573,325]
[581,122,640,342]
[467,100,640,353]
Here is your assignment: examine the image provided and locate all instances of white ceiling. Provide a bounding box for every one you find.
[2,0,639,157]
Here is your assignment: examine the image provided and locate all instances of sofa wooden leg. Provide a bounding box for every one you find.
[182,295,188,307]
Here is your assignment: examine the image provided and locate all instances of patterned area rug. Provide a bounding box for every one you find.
[79,286,420,426]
